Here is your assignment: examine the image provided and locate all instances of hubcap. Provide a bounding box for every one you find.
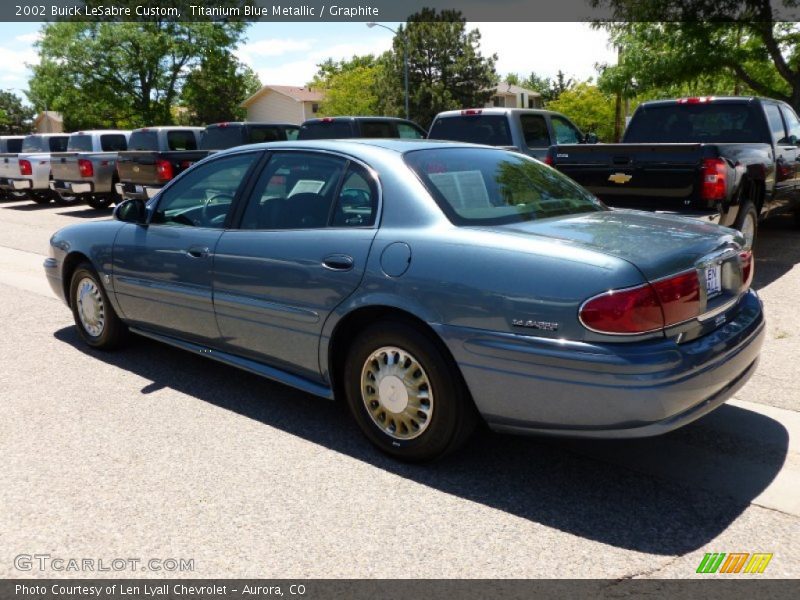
[76,277,105,337]
[741,212,756,248]
[360,346,434,441]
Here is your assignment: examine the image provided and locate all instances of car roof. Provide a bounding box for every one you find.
[205,122,298,128]
[222,138,500,156]
[434,108,563,118]
[71,130,132,135]
[301,116,418,124]
[131,126,204,132]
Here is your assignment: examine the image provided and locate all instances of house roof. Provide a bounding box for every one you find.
[34,111,64,124]
[491,83,541,97]
[241,85,324,108]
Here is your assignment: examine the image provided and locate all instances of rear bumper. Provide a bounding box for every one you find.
[436,289,764,438]
[50,180,93,195]
[0,177,32,191]
[116,182,161,200]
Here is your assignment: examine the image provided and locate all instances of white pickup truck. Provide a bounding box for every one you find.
[0,135,25,200]
[0,133,71,204]
[50,130,131,209]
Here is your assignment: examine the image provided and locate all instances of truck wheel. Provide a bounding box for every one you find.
[9,191,28,201]
[69,263,128,349]
[343,320,477,462]
[734,200,757,248]
[87,195,113,210]
[30,192,51,205]
[52,191,80,206]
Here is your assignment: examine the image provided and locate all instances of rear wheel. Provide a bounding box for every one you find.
[734,200,757,248]
[29,192,51,205]
[343,320,477,462]
[69,263,128,349]
[52,191,80,206]
[8,190,28,201]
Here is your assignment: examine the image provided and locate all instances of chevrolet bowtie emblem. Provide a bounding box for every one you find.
[609,172,632,184]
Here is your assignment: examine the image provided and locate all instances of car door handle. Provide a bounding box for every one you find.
[322,254,354,271]
[186,246,210,259]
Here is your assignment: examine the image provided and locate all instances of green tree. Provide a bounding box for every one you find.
[592,2,800,109]
[0,90,34,134]
[317,64,387,116]
[181,52,261,124]
[381,9,498,128]
[547,83,617,141]
[27,5,248,129]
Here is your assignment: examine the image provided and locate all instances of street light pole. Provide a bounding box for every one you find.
[367,22,409,120]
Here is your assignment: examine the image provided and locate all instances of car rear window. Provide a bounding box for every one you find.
[101,134,128,151]
[298,121,353,140]
[247,126,282,143]
[128,130,159,151]
[5,139,22,153]
[200,126,245,150]
[48,137,69,152]
[168,130,198,151]
[405,147,603,226]
[623,103,770,143]
[360,121,395,138]
[67,135,93,152]
[428,115,513,146]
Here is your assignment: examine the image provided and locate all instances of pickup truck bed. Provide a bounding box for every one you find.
[116,150,209,200]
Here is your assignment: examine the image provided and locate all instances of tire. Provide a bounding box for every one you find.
[52,191,80,206]
[29,192,51,205]
[734,199,758,248]
[86,195,113,210]
[69,263,128,350]
[8,191,28,201]
[343,320,477,462]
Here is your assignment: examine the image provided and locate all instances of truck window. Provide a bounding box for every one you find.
[200,126,244,150]
[100,134,128,152]
[520,115,550,147]
[360,121,395,138]
[167,130,198,151]
[67,135,94,152]
[297,121,353,140]
[397,123,425,139]
[128,130,159,151]
[779,105,800,143]
[624,103,770,144]
[428,115,512,146]
[22,136,44,153]
[764,104,787,143]
[6,139,22,153]
[551,116,582,144]
[285,126,299,141]
[248,127,281,143]
[49,137,69,152]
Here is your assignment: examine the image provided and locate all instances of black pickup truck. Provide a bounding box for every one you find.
[546,96,800,245]
[116,122,300,201]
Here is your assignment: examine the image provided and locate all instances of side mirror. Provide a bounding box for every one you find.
[583,132,599,144]
[113,198,147,224]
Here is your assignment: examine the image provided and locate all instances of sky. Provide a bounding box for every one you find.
[0,22,616,104]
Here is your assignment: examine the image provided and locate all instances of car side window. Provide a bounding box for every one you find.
[764,104,787,143]
[332,166,378,227]
[779,105,800,144]
[239,152,347,230]
[520,115,550,147]
[551,116,582,144]
[151,153,259,229]
[285,127,300,141]
[397,123,425,139]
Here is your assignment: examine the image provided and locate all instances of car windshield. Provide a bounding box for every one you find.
[128,130,159,151]
[428,115,513,146]
[405,147,604,225]
[623,103,770,143]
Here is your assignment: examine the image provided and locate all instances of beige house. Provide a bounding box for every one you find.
[33,111,64,133]
[486,84,543,109]
[241,85,325,124]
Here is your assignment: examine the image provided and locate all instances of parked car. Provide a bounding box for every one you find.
[50,129,131,210]
[115,127,205,201]
[0,133,70,204]
[298,116,426,140]
[200,121,300,149]
[0,135,25,200]
[546,96,800,246]
[428,108,597,159]
[45,140,764,461]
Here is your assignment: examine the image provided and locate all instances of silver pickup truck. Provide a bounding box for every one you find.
[0,133,71,204]
[0,135,25,200]
[50,130,131,209]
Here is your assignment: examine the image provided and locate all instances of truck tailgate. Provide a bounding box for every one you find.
[551,143,704,208]
[116,152,161,185]
[0,154,20,179]
[51,153,81,181]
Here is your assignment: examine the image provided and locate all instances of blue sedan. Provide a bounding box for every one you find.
[44,140,765,461]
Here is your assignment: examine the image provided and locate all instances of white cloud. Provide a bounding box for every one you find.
[236,38,314,62]
[15,32,41,44]
[255,59,322,87]
[472,22,617,82]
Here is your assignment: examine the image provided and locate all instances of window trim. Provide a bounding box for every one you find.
[146,149,267,230]
[229,148,383,231]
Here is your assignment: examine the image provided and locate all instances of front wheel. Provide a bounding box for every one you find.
[734,200,757,248]
[343,321,477,462]
[69,263,128,349]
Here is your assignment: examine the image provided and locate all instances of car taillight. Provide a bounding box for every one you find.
[580,271,701,335]
[701,158,727,201]
[156,159,173,181]
[543,154,554,166]
[19,159,32,176]
[740,249,754,289]
[78,158,93,177]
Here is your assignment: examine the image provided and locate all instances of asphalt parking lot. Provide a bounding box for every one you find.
[0,198,798,579]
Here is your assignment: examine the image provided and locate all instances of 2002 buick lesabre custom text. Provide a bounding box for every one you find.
[44,140,765,461]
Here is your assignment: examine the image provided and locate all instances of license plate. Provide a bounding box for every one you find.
[135,185,144,193]
[705,264,722,298]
